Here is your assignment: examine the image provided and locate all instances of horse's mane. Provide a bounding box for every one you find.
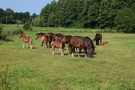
[36,32,45,35]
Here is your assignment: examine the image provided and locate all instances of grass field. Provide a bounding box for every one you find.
[0,25,135,90]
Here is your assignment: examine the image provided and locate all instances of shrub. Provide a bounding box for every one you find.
[23,22,32,31]
[0,24,4,40]
[1,28,23,41]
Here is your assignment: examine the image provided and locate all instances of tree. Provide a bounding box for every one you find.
[115,8,135,33]
[23,22,32,31]
[47,12,56,27]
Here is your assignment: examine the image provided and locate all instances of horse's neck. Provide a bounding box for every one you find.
[41,36,45,40]
[22,35,26,38]
[22,35,27,40]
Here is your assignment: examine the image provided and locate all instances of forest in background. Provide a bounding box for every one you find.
[36,0,135,33]
[0,8,37,24]
[0,0,135,33]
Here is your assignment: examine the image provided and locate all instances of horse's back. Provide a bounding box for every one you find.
[69,36,84,47]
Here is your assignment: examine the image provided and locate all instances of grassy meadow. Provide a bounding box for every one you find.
[0,25,135,90]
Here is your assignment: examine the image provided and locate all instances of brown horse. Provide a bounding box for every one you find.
[36,33,48,47]
[19,33,33,49]
[100,41,109,46]
[51,39,65,56]
[55,34,72,44]
[68,36,95,58]
[36,32,54,48]
[93,33,102,45]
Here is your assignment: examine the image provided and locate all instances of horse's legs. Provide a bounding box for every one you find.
[49,42,52,48]
[52,46,55,55]
[72,52,74,57]
[71,47,75,57]
[26,43,28,48]
[60,48,64,56]
[43,41,45,47]
[30,44,32,49]
[96,40,99,45]
[23,43,25,48]
[41,40,44,47]
[84,48,88,58]
[100,39,102,44]
[78,48,81,58]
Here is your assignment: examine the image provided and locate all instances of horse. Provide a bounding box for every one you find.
[19,33,33,49]
[100,41,109,46]
[36,32,48,47]
[36,32,54,48]
[68,36,95,58]
[93,33,102,45]
[53,34,73,51]
[46,33,55,47]
[51,38,65,56]
[55,34,73,44]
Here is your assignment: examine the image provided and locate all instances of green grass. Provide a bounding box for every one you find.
[0,26,135,90]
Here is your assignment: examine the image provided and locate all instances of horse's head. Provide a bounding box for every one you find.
[36,33,46,40]
[36,33,40,40]
[19,33,24,39]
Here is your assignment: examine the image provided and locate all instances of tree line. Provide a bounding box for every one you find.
[32,0,135,33]
[0,8,38,24]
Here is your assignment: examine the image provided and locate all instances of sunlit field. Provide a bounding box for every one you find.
[0,25,135,90]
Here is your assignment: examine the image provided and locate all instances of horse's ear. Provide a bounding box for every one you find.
[20,31,24,34]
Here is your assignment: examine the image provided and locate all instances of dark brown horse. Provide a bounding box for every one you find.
[68,36,95,58]
[19,33,33,49]
[93,33,102,45]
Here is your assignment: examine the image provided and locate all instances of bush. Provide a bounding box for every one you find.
[0,24,4,39]
[23,22,32,31]
[1,28,23,41]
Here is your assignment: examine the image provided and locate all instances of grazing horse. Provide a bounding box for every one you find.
[93,33,102,45]
[68,36,94,58]
[19,33,33,49]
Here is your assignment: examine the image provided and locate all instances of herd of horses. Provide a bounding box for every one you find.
[19,32,108,58]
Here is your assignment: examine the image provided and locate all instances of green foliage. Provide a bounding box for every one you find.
[0,27,23,41]
[31,16,42,27]
[0,24,3,39]
[37,0,135,33]
[23,22,32,31]
[0,8,37,24]
[115,8,135,33]
[0,24,3,33]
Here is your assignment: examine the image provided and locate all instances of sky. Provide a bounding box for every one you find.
[0,0,55,15]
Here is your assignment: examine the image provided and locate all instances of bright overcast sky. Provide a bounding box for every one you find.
[0,0,55,15]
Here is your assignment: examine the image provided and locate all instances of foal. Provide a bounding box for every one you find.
[19,33,33,49]
[51,36,65,56]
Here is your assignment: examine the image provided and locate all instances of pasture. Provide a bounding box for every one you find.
[0,26,135,90]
